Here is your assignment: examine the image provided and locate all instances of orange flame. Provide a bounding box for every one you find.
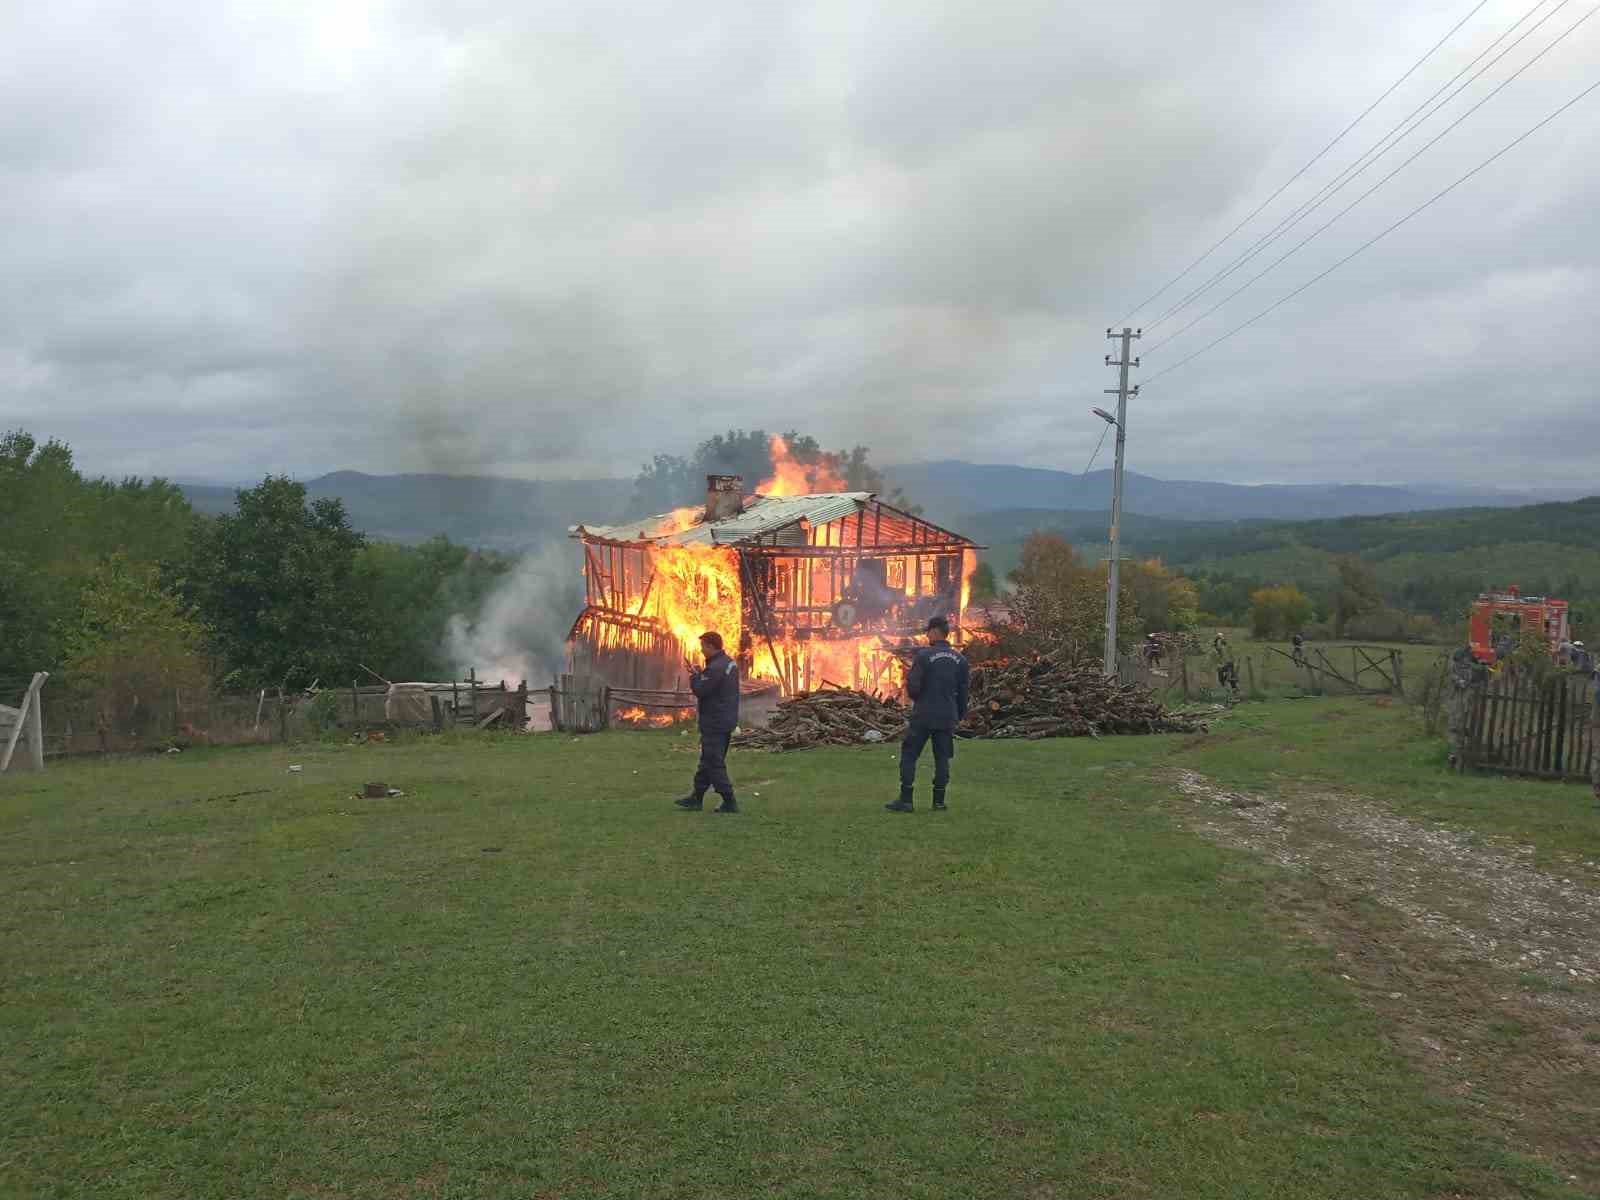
[614,705,689,727]
[757,435,847,497]
[629,543,743,665]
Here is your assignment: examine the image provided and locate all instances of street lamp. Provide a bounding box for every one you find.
[1091,407,1118,426]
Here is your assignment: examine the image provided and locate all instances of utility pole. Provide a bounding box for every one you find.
[1102,326,1140,676]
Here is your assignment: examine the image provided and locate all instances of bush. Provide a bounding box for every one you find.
[306,689,342,734]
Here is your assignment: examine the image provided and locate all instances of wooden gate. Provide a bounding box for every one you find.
[1461,671,1597,781]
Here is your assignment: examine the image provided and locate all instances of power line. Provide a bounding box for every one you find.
[1079,421,1113,477]
[1142,4,1597,359]
[1143,0,1572,334]
[1140,70,1600,387]
[1112,0,1493,326]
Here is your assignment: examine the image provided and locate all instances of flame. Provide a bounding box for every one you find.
[961,549,977,615]
[757,435,847,497]
[614,705,689,727]
[625,543,743,665]
[661,506,703,534]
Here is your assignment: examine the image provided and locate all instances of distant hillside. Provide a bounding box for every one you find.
[182,471,631,551]
[971,496,1600,623]
[885,461,1569,524]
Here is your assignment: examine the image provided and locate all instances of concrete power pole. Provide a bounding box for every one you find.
[1102,326,1141,676]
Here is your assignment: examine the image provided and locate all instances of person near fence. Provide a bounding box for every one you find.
[1291,632,1306,667]
[1211,632,1239,697]
[675,631,741,814]
[887,616,970,813]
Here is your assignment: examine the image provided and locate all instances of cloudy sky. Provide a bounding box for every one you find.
[4,0,1596,488]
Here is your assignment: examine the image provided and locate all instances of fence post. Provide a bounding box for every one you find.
[352,681,360,726]
[549,684,559,732]
[277,688,288,742]
[1390,650,1404,697]
[27,679,44,769]
[430,695,443,732]
[1180,655,1190,699]
[468,668,478,724]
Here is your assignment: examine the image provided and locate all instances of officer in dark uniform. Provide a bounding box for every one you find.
[887,615,970,813]
[675,631,741,813]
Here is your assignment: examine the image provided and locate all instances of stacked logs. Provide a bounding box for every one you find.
[737,656,1205,749]
[734,685,908,750]
[962,656,1206,739]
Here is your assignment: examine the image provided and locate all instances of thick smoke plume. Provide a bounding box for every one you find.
[442,540,583,689]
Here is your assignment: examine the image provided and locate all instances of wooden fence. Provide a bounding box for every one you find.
[1459,670,1598,781]
[1121,644,1406,701]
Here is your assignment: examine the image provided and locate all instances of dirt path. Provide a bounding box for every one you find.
[1168,769,1600,1194]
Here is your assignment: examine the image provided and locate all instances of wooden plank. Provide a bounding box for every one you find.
[2,674,47,772]
[1482,676,1504,765]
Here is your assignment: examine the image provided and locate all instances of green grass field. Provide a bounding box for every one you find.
[3,704,1594,1199]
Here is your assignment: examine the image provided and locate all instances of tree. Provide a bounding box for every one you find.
[1123,558,1200,632]
[62,554,210,736]
[630,428,915,515]
[352,537,520,680]
[1249,584,1314,639]
[0,430,198,677]
[1003,532,1138,662]
[968,561,999,604]
[1332,555,1382,638]
[180,477,367,689]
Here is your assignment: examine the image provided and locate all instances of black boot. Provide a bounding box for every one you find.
[885,788,914,813]
[713,795,739,814]
[932,789,947,811]
[674,794,704,811]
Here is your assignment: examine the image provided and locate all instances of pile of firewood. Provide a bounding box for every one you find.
[734,684,908,750]
[737,656,1205,750]
[962,656,1206,739]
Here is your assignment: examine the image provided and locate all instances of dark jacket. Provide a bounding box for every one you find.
[906,639,970,730]
[690,651,741,734]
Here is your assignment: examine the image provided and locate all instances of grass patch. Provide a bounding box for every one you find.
[0,724,1585,1198]
[1181,696,1600,872]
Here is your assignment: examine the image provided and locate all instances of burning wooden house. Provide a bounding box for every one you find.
[567,472,980,697]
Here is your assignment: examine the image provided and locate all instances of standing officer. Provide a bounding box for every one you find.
[887,615,970,813]
[675,631,740,813]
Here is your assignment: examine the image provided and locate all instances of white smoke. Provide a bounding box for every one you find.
[442,540,584,688]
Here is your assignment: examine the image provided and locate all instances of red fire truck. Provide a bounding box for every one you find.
[1467,586,1571,663]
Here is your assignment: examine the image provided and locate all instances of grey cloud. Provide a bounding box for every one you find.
[2,0,1596,491]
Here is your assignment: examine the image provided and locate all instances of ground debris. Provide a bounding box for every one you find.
[961,655,1208,740]
[735,685,908,750]
[737,655,1206,750]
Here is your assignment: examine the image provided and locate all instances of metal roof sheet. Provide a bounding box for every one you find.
[571,493,874,547]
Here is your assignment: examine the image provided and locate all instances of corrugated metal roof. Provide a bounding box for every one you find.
[571,493,873,547]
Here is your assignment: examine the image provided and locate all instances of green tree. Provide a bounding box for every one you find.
[1124,559,1200,632]
[181,477,367,689]
[62,555,210,736]
[1249,584,1314,639]
[352,537,519,680]
[0,430,198,677]
[1332,555,1382,638]
[1005,532,1137,662]
[968,561,999,604]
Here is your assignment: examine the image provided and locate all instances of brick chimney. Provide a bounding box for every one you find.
[705,474,743,522]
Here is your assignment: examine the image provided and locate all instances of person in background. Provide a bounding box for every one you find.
[1291,631,1307,667]
[887,616,970,814]
[674,631,740,814]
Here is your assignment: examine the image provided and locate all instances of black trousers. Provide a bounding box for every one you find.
[899,723,954,791]
[693,731,735,799]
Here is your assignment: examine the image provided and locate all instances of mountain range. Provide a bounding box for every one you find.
[178,463,1595,550]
